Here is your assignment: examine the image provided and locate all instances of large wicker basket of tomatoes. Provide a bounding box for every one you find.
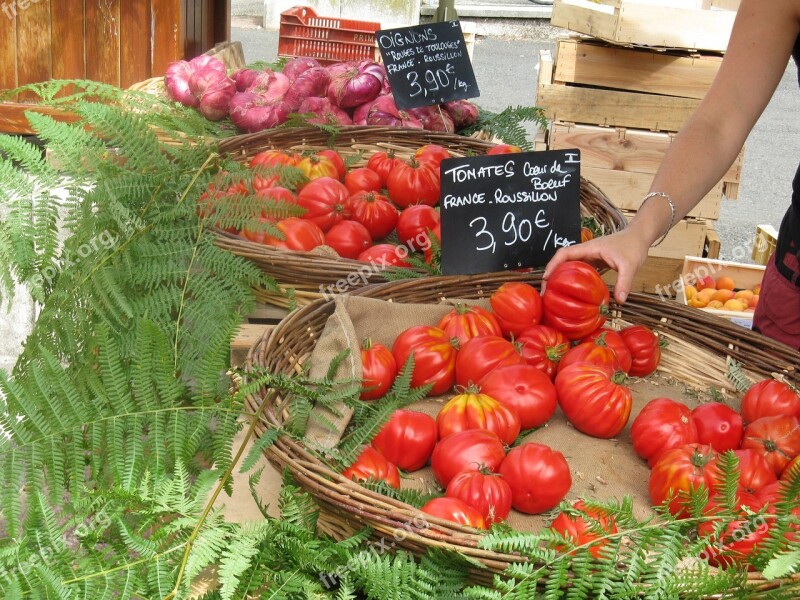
[243,266,800,595]
[208,126,626,307]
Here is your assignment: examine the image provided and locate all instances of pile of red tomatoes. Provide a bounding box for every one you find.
[199,142,523,266]
[342,261,661,551]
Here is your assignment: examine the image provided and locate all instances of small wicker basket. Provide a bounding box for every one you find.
[215,126,628,307]
[245,270,800,593]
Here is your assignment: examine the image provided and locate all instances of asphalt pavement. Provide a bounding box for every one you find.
[230,21,800,263]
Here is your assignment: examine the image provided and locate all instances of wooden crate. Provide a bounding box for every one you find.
[0,0,231,136]
[230,303,290,367]
[546,123,745,218]
[551,0,738,53]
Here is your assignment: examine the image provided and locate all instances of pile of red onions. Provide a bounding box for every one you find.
[163,55,480,134]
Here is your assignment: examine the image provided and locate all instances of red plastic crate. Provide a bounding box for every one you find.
[278,6,381,64]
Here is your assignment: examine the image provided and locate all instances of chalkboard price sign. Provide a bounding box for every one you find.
[439,150,582,276]
[376,20,479,110]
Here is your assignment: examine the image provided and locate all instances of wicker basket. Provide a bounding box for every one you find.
[215,126,628,307]
[245,270,800,592]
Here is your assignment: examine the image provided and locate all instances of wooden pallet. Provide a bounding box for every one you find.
[230,303,290,368]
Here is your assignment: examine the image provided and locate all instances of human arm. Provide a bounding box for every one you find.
[544,0,800,303]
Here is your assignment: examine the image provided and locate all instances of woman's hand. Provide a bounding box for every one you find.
[543,229,651,304]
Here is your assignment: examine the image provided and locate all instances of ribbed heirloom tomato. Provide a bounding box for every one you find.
[342,446,401,489]
[709,448,777,495]
[244,217,325,251]
[436,388,521,445]
[741,414,800,476]
[489,282,543,338]
[499,442,572,514]
[359,339,397,401]
[557,337,622,374]
[296,176,351,231]
[386,158,440,208]
[583,328,633,374]
[371,409,437,471]
[421,497,487,530]
[549,500,618,559]
[317,148,346,181]
[430,429,506,487]
[445,469,512,526]
[649,443,717,517]
[296,153,340,182]
[631,398,698,468]
[324,220,372,259]
[366,149,403,188]
[344,167,383,194]
[392,325,458,396]
[348,190,399,240]
[542,261,610,341]
[697,496,771,569]
[691,402,744,452]
[555,363,633,439]
[437,303,502,347]
[414,143,453,168]
[478,363,557,430]
[249,149,300,190]
[619,325,662,377]
[741,380,800,423]
[516,324,569,381]
[357,243,411,268]
[455,335,524,388]
[396,205,440,250]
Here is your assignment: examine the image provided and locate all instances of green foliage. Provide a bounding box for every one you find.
[459,105,548,150]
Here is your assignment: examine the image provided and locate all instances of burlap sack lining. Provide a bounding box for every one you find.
[304,294,730,531]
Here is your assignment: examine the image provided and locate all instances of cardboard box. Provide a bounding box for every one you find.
[677,256,765,323]
[551,0,738,53]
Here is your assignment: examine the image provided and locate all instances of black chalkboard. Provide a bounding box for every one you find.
[439,150,582,276]
[376,20,479,110]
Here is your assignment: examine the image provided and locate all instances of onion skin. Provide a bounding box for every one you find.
[282,56,322,81]
[199,76,236,121]
[247,70,291,102]
[230,92,292,133]
[408,104,455,133]
[165,61,198,107]
[283,67,331,111]
[232,68,260,93]
[444,99,480,129]
[365,94,423,128]
[327,61,385,108]
[297,96,353,126]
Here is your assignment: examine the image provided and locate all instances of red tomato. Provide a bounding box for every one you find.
[697,496,771,569]
[619,325,661,378]
[437,303,502,347]
[255,185,297,219]
[741,415,800,477]
[486,143,522,155]
[386,158,440,208]
[498,442,572,514]
[200,181,251,233]
[318,148,346,181]
[489,282,543,338]
[478,363,557,429]
[709,448,777,495]
[324,220,372,259]
[557,338,621,374]
[357,243,412,268]
[396,205,440,250]
[631,398,698,468]
[430,429,507,487]
[414,143,453,168]
[420,496,487,530]
[392,325,457,396]
[583,328,633,374]
[455,335,524,388]
[371,409,437,471]
[648,443,717,518]
[516,325,569,381]
[555,363,632,439]
[342,446,401,489]
[250,149,300,190]
[741,379,800,423]
[549,500,618,559]
[348,190,399,240]
[360,339,397,401]
[345,167,383,195]
[296,177,351,232]
[297,153,340,182]
[782,454,800,481]
[244,217,325,251]
[691,402,744,452]
[367,149,403,188]
[437,390,521,445]
[445,470,512,526]
[542,261,610,341]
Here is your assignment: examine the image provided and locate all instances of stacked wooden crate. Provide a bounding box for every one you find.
[537,0,741,295]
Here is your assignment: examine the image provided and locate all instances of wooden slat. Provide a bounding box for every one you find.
[52,0,87,92]
[551,0,621,44]
[582,165,723,220]
[0,5,17,92]
[537,82,699,132]
[617,212,710,260]
[231,323,275,368]
[213,0,231,46]
[0,103,80,135]
[723,181,739,200]
[152,0,184,77]
[602,255,685,296]
[554,38,721,100]
[86,0,121,85]
[120,0,151,87]
[16,0,52,101]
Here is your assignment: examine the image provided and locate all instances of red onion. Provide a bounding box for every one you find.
[230,92,292,133]
[164,55,226,108]
[352,98,375,126]
[298,97,353,126]
[365,95,423,129]
[282,56,322,81]
[408,104,455,133]
[444,99,480,129]
[327,61,385,108]
[199,76,236,121]
[283,67,331,111]
[232,68,260,93]
[247,70,291,102]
